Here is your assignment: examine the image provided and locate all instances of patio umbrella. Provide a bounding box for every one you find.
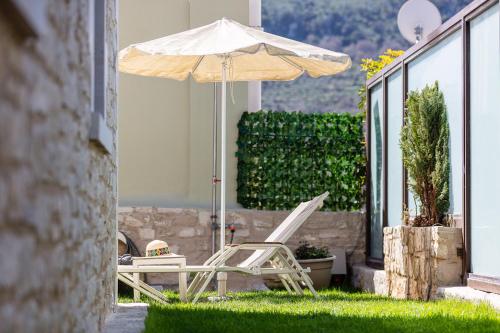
[118,17,351,292]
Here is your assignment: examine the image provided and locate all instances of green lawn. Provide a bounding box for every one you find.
[121,288,500,333]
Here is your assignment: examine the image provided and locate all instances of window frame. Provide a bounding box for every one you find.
[89,0,113,154]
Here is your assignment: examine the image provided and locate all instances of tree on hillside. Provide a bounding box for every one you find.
[262,0,473,114]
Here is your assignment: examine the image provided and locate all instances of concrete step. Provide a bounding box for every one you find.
[104,303,148,333]
[436,286,500,311]
[351,264,387,296]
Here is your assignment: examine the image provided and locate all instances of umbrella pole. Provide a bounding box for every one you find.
[211,83,218,256]
[217,57,228,297]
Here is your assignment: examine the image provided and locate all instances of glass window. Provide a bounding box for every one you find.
[470,4,500,277]
[92,0,106,117]
[370,83,383,259]
[387,71,403,227]
[407,30,463,216]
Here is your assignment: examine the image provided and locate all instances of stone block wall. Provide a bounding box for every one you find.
[0,1,118,332]
[383,226,463,300]
[118,208,365,290]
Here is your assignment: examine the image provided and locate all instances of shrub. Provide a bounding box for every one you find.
[400,82,450,226]
[358,49,404,112]
[295,242,330,260]
[236,110,365,211]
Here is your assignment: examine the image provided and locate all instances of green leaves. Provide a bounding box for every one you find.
[295,241,331,260]
[237,110,365,211]
[358,49,404,113]
[400,82,450,225]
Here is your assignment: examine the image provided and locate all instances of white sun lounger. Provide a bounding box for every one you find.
[118,192,329,304]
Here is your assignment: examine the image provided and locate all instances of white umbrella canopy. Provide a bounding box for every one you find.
[119,17,351,82]
[119,18,351,296]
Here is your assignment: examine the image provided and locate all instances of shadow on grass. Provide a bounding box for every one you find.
[227,288,391,303]
[144,305,500,333]
[149,286,395,305]
[123,286,470,306]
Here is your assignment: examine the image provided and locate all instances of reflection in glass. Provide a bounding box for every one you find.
[407,30,462,216]
[470,4,500,277]
[387,71,403,227]
[370,84,383,259]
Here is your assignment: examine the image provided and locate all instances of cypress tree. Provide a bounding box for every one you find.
[400,82,450,226]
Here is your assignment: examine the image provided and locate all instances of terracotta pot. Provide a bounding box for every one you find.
[298,256,335,289]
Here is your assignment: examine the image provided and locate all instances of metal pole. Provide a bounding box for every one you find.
[220,58,227,254]
[217,57,228,297]
[211,82,218,255]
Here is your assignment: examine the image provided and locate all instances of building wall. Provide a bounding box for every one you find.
[118,208,366,289]
[118,0,260,209]
[0,1,117,332]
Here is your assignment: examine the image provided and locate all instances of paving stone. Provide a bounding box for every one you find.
[104,303,148,333]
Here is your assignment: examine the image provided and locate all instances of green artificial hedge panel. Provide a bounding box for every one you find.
[236,110,365,211]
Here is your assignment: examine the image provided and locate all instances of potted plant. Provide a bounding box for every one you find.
[383,82,463,300]
[294,242,335,289]
[263,242,335,290]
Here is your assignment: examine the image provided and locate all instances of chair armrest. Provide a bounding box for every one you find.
[241,242,284,245]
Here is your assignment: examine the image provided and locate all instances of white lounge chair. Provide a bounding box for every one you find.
[118,192,329,304]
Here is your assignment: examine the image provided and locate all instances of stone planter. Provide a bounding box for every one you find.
[384,226,463,300]
[298,256,336,289]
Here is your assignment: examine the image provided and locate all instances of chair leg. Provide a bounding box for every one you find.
[275,250,320,297]
[299,271,319,298]
[277,275,293,294]
[118,273,169,304]
[192,270,216,304]
[273,252,305,295]
[187,271,214,300]
[187,249,235,300]
[187,272,204,295]
[282,251,319,298]
[287,274,305,295]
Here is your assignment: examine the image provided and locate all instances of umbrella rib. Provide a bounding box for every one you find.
[191,55,205,75]
[278,55,305,73]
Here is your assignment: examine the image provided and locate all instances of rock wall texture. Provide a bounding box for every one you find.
[0,1,117,332]
[383,226,463,300]
[118,208,365,290]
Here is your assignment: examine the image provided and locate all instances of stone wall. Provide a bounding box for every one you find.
[383,226,463,300]
[118,208,365,290]
[0,1,117,332]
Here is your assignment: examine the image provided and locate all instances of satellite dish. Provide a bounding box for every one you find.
[398,0,442,44]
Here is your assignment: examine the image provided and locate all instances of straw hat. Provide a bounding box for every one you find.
[146,240,170,257]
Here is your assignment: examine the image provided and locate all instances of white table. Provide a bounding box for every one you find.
[132,254,187,302]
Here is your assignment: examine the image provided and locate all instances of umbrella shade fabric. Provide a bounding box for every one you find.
[119,17,351,82]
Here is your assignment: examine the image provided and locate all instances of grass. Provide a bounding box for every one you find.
[120,287,500,333]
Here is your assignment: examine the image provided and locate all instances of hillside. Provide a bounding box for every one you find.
[261,0,473,113]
